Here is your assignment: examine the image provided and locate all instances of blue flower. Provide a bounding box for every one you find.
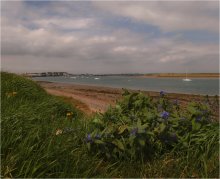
[195,116,202,122]
[130,128,138,136]
[160,91,166,97]
[85,134,93,143]
[161,111,169,119]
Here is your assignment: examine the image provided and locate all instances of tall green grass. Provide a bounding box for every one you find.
[1,72,90,177]
[1,72,219,178]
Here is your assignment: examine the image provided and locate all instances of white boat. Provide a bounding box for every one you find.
[94,77,100,80]
[70,76,77,79]
[183,78,192,82]
[182,70,192,82]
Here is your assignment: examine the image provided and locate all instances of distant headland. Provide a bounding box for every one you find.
[141,73,220,78]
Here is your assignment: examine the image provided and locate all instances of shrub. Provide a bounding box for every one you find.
[86,89,218,165]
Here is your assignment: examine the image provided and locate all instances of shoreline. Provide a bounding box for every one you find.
[37,81,219,119]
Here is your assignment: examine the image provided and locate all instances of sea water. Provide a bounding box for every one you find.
[33,76,219,95]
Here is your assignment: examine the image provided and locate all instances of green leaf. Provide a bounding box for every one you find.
[139,123,149,130]
[139,139,145,146]
[158,123,166,133]
[92,117,103,125]
[192,119,201,131]
[118,125,128,134]
[112,139,125,151]
[103,125,114,134]
[115,105,121,110]
[87,143,91,151]
[137,118,142,128]
[138,129,145,134]
[146,131,154,136]
[94,140,105,144]
[187,106,197,114]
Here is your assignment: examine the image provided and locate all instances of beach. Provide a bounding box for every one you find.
[38,81,219,120]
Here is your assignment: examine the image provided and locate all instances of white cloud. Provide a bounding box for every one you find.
[34,18,95,30]
[113,46,138,53]
[87,36,116,44]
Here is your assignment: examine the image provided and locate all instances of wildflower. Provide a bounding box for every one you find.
[12,92,17,96]
[195,116,202,122]
[160,91,166,97]
[130,128,138,136]
[6,92,17,97]
[161,111,169,119]
[85,134,93,143]
[55,129,62,135]
[66,112,73,118]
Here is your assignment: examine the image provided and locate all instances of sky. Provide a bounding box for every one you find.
[1,0,219,74]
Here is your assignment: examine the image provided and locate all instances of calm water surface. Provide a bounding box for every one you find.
[34,76,219,95]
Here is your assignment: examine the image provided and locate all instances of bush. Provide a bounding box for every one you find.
[85,90,219,176]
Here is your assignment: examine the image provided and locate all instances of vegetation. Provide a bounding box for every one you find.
[1,72,219,178]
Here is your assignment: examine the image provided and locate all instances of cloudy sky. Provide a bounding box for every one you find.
[1,1,219,74]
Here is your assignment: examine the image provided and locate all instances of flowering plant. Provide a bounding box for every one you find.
[86,90,214,160]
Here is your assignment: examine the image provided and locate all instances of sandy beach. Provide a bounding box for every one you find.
[38,81,219,120]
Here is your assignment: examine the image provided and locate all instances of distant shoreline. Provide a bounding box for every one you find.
[24,72,219,78]
[139,73,220,78]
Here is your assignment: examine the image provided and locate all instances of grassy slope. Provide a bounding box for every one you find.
[1,72,91,178]
[1,72,219,178]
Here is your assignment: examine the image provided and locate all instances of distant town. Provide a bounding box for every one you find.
[23,72,143,77]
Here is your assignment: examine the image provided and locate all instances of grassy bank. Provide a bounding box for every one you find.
[1,72,219,178]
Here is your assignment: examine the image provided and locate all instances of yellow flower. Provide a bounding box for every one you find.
[55,129,62,135]
[5,91,17,97]
[66,112,73,117]
[12,92,17,96]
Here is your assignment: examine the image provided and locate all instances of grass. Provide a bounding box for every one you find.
[1,72,219,178]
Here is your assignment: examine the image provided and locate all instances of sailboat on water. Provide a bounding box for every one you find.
[182,70,192,82]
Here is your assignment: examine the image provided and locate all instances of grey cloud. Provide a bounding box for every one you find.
[93,1,219,33]
[1,1,219,73]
